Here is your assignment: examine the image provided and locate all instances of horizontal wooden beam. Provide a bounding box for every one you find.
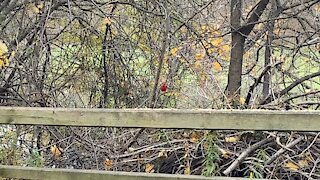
[0,107,319,131]
[0,165,256,180]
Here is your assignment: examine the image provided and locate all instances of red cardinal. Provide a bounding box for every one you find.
[160,83,167,92]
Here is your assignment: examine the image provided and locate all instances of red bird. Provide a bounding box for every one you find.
[160,83,167,92]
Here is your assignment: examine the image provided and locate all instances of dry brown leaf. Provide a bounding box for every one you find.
[41,132,50,146]
[284,161,299,171]
[195,53,205,61]
[194,61,202,70]
[103,17,112,25]
[50,145,63,158]
[145,163,155,173]
[219,148,231,159]
[190,132,200,143]
[128,147,135,152]
[298,159,309,168]
[225,136,240,143]
[104,159,113,170]
[158,150,168,159]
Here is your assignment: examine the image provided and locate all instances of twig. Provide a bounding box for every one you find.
[149,1,170,108]
[121,128,145,152]
[283,90,320,103]
[265,136,303,165]
[126,1,171,150]
[245,61,282,105]
[260,71,320,105]
[301,133,320,154]
[275,136,296,153]
[308,158,319,179]
[110,139,186,159]
[223,137,274,175]
[238,0,270,36]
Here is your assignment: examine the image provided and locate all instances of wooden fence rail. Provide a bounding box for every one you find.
[0,165,255,180]
[0,107,320,131]
[0,107,319,179]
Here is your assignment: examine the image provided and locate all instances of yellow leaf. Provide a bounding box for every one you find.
[145,163,155,173]
[32,6,40,14]
[158,150,168,159]
[194,61,202,70]
[298,159,309,168]
[103,17,112,25]
[180,26,188,33]
[203,142,209,150]
[207,48,215,54]
[163,54,169,64]
[50,145,63,159]
[256,23,263,30]
[104,159,113,170]
[190,132,200,143]
[255,40,262,47]
[9,51,15,60]
[225,136,240,143]
[139,44,151,52]
[274,28,281,35]
[41,132,50,146]
[195,53,205,61]
[244,51,253,59]
[203,42,211,49]
[190,137,199,143]
[219,148,231,159]
[219,45,230,61]
[0,48,12,69]
[0,41,8,57]
[199,72,207,85]
[184,166,191,175]
[249,171,254,178]
[305,152,313,162]
[210,38,223,46]
[213,62,222,72]
[239,97,246,105]
[208,28,221,35]
[4,57,9,65]
[0,57,9,69]
[303,57,310,63]
[220,45,230,54]
[0,59,4,69]
[1,56,7,63]
[201,25,207,31]
[284,161,299,171]
[37,2,44,10]
[170,47,179,56]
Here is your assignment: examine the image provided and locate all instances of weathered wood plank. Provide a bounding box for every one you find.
[0,165,257,180]
[0,107,319,131]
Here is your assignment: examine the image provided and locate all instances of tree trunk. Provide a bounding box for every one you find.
[227,0,270,107]
[262,27,273,99]
[263,0,277,99]
[227,0,244,105]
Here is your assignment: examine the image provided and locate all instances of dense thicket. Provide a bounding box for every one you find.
[0,0,319,178]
